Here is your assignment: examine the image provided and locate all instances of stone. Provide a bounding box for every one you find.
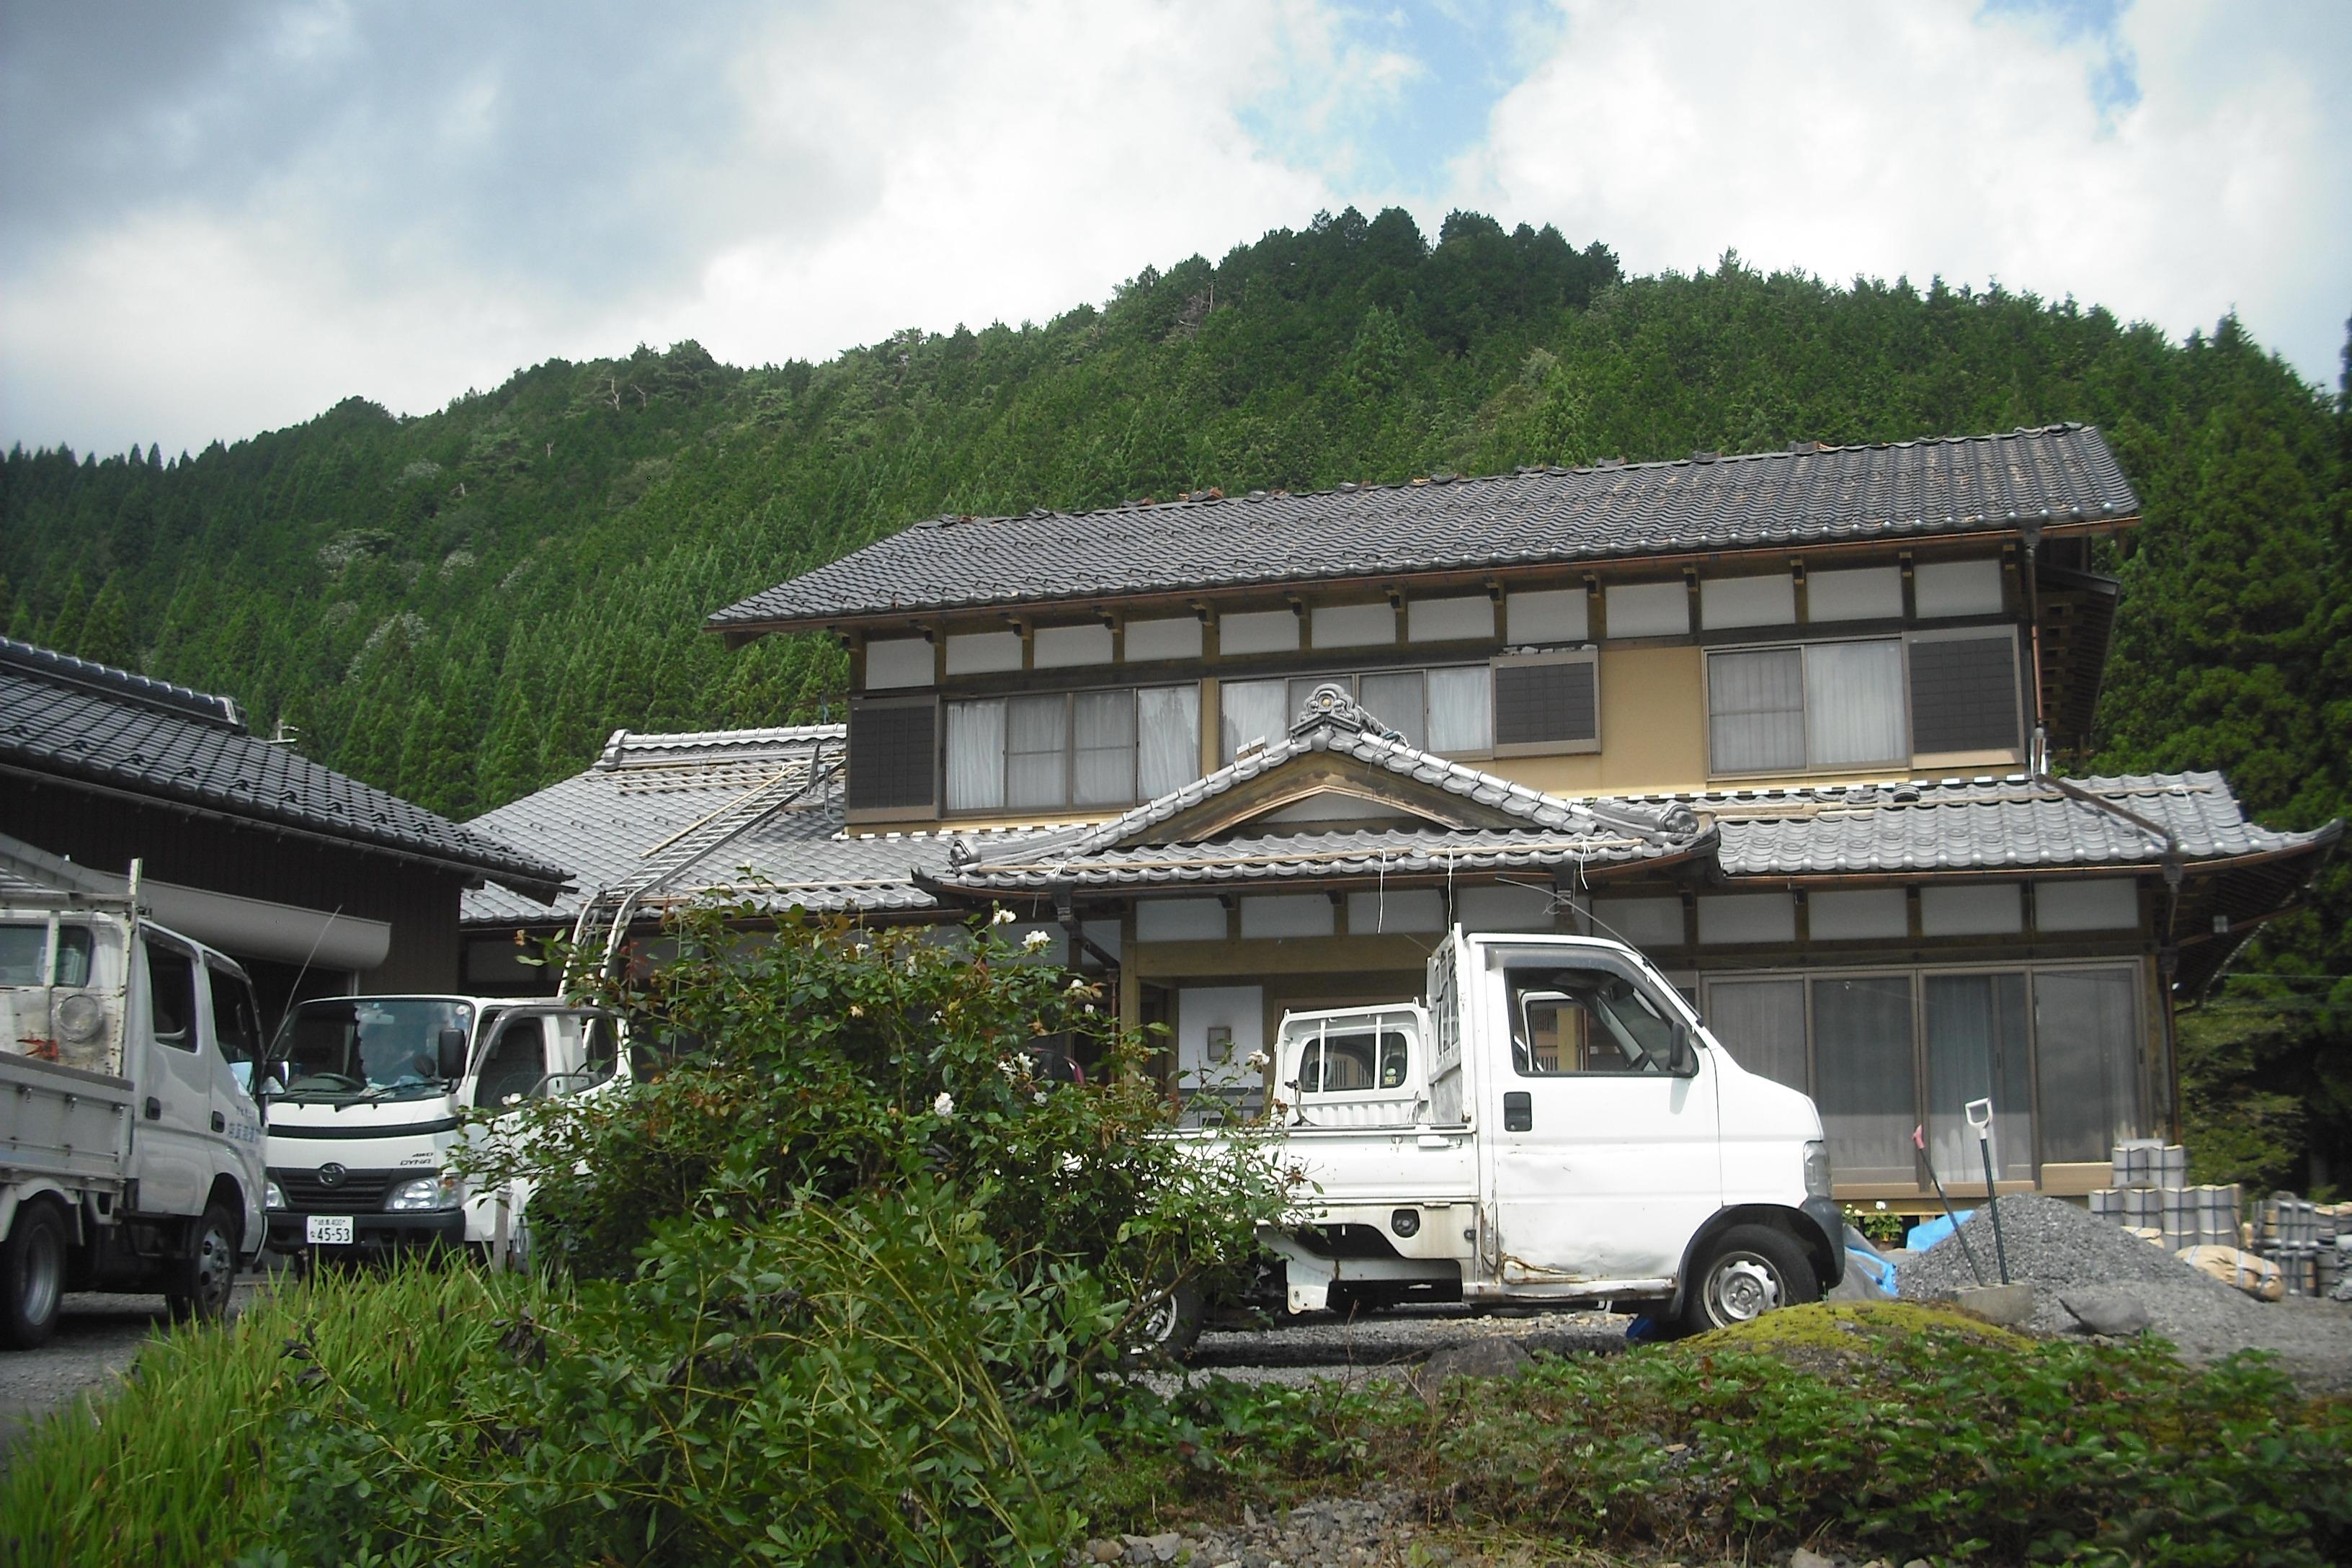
[1146,1531,1183,1563]
[1087,1541,1123,1564]
[1417,1335,1533,1395]
[1788,1549,1835,1568]
[1952,1281,2035,1327]
[2059,1288,2154,1336]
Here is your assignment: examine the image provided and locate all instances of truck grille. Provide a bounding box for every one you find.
[272,1167,398,1211]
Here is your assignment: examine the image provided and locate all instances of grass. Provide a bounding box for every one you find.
[0,1262,548,1568]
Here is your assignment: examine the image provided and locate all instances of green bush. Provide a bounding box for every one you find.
[247,1192,1102,1566]
[471,906,1291,1322]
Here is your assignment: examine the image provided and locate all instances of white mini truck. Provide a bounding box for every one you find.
[1195,930,1841,1340]
[1,888,268,1348]
[262,995,620,1262]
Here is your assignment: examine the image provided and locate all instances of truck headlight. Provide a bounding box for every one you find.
[385,1175,463,1212]
[266,1180,287,1211]
[1802,1139,1833,1200]
[56,992,103,1043]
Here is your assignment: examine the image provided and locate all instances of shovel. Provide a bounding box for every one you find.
[1966,1097,2011,1286]
[1915,1122,1986,1287]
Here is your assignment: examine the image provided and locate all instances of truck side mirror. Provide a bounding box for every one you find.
[1670,1029,1699,1077]
[437,1026,470,1082]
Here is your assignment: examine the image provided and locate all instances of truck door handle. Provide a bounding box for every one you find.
[145,1096,161,1121]
[211,1111,226,1132]
[1502,1091,1531,1132]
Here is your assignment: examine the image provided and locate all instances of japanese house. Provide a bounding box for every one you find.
[465,424,2340,1206]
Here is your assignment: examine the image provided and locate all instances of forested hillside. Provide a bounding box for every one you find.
[4,207,2347,1185]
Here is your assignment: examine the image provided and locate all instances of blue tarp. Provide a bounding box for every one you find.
[1906,1209,1977,1251]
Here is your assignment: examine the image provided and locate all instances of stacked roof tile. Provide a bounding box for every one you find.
[1,636,566,896]
[710,424,2139,631]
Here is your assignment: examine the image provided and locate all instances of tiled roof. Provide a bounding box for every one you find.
[0,637,567,896]
[710,424,2138,631]
[462,725,955,924]
[1686,772,2340,876]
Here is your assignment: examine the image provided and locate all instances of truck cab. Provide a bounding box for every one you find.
[261,996,621,1262]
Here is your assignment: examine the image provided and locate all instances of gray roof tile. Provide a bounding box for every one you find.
[710,424,2139,631]
[1,637,566,896]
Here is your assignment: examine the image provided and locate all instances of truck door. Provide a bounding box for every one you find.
[1480,948,1721,1285]
[132,937,212,1215]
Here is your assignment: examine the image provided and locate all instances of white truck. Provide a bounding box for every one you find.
[261,995,621,1263]
[1175,930,1842,1345]
[1,884,269,1348]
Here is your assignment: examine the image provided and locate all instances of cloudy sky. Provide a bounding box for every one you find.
[2,0,2345,457]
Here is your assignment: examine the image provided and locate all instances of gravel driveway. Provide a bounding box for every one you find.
[0,1278,270,1466]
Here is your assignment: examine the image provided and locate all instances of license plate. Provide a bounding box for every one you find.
[306,1215,354,1246]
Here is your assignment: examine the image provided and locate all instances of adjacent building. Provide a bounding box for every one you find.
[1,636,567,1015]
[466,424,2340,1207]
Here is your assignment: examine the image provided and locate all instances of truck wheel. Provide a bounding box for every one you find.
[166,1204,239,1324]
[1679,1224,1818,1335]
[1121,1278,1205,1366]
[1,1201,68,1350]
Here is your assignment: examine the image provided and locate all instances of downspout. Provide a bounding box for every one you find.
[2022,521,2185,1134]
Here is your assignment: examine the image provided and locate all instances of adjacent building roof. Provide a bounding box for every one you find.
[710,424,2139,633]
[0,636,568,898]
[462,724,949,925]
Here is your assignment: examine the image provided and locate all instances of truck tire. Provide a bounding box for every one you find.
[1,1200,68,1350]
[1679,1224,1819,1335]
[1121,1277,1205,1366]
[166,1204,239,1324]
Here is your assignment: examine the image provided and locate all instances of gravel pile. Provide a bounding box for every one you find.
[1899,1194,2352,1391]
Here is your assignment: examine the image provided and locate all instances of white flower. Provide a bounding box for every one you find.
[932,1091,955,1119]
[501,1092,524,1107]
[848,1004,865,1019]
[997,1056,1023,1079]
[991,907,1017,925]
[1032,1090,1048,1106]
[1082,1002,1095,1015]
[1066,977,1088,993]
[1022,930,1052,953]
[1243,1050,1270,1072]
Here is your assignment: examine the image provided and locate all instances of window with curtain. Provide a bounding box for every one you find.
[1809,974,1917,1182]
[1923,973,2035,1182]
[945,700,1006,811]
[1072,690,1136,805]
[2034,968,2142,1164]
[1358,670,1427,747]
[1137,685,1200,796]
[1220,679,1289,763]
[1709,639,1907,773]
[1709,649,1804,772]
[1006,695,1068,808]
[1804,639,1907,767]
[1703,976,1807,1090]
[948,686,1200,814]
[1425,666,1492,752]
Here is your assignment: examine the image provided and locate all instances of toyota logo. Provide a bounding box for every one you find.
[316,1162,347,1188]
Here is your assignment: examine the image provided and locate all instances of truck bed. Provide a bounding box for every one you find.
[1,1051,135,1186]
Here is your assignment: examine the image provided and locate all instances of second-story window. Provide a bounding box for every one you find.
[947,685,1200,813]
[1219,666,1495,763]
[1706,631,2019,776]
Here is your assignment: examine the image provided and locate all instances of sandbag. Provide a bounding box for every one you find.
[2175,1244,2284,1302]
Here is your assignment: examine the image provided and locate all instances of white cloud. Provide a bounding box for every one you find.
[1453,0,2352,386]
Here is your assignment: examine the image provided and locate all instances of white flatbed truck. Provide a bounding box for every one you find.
[1,879,269,1348]
[1165,930,1842,1347]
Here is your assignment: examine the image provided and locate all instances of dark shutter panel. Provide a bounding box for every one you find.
[847,700,937,813]
[1909,636,2019,754]
[1493,659,1597,748]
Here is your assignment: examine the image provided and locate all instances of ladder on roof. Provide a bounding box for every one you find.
[562,739,843,992]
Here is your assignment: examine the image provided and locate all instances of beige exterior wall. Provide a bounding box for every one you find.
[1492,644,1709,796]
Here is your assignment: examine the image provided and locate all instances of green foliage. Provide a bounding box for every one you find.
[0,1259,542,1568]
[1090,1304,2352,1566]
[468,906,1293,1304]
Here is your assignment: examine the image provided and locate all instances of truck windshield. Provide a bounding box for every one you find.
[269,999,473,1100]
